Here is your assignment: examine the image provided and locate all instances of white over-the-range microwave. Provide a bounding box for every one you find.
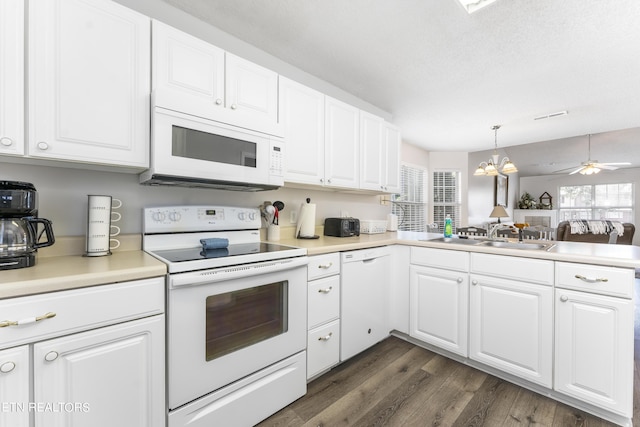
[139,106,285,191]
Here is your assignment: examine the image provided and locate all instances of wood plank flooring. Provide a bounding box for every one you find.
[258,279,640,427]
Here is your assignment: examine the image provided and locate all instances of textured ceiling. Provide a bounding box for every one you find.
[160,0,640,155]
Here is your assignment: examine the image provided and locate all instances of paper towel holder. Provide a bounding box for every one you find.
[296,198,320,239]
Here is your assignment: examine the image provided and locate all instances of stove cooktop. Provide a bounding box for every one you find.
[151,242,301,263]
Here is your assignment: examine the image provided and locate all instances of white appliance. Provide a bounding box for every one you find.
[140,107,285,191]
[142,206,308,427]
[340,247,391,361]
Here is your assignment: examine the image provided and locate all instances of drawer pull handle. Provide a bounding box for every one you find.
[456,277,463,284]
[318,332,333,341]
[0,362,16,373]
[318,263,333,269]
[574,274,608,283]
[471,280,478,286]
[318,286,333,294]
[0,312,57,328]
[560,295,569,302]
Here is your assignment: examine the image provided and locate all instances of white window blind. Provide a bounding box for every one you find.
[433,171,461,232]
[559,183,634,222]
[392,164,427,231]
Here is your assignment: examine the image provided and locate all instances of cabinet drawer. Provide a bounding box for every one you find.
[0,277,164,350]
[556,262,633,298]
[308,276,340,329]
[307,320,340,379]
[411,247,469,271]
[308,253,340,280]
[470,253,553,286]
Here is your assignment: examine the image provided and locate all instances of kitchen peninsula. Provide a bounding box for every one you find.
[1,232,638,426]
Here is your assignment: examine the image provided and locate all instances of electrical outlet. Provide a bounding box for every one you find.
[290,210,297,224]
[380,196,390,205]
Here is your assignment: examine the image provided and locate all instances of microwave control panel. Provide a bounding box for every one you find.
[269,142,284,176]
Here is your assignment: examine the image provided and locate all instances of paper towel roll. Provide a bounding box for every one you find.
[296,201,316,238]
[387,213,398,232]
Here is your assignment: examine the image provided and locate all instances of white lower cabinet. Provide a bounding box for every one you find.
[34,316,164,427]
[410,264,468,357]
[554,262,634,417]
[306,253,341,379]
[0,345,30,427]
[0,278,165,427]
[469,254,553,388]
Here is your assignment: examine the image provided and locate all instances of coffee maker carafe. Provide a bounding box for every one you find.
[0,181,55,270]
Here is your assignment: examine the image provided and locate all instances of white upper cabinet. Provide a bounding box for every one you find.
[28,0,150,168]
[383,123,401,194]
[325,96,360,189]
[0,0,24,156]
[359,112,385,191]
[152,19,225,109]
[152,20,280,136]
[279,77,325,185]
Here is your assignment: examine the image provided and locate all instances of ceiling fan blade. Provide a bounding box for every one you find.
[598,162,631,166]
[568,166,585,175]
[552,165,581,174]
[596,164,619,171]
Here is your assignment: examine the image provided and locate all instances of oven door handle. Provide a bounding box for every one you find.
[170,256,309,287]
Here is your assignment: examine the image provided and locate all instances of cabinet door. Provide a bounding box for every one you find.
[0,0,24,156]
[410,265,468,356]
[225,53,279,131]
[34,316,165,427]
[555,289,633,416]
[29,0,150,167]
[0,345,29,427]
[469,274,552,387]
[359,111,384,191]
[279,77,325,185]
[383,123,401,194]
[325,97,360,189]
[152,19,225,110]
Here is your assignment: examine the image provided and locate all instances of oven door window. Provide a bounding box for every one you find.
[205,281,288,361]
[172,125,257,168]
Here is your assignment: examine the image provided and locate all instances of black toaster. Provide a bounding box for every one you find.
[324,217,360,237]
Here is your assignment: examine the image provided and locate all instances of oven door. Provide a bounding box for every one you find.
[167,258,307,410]
[150,106,284,187]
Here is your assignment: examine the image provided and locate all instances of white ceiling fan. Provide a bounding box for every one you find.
[555,134,631,175]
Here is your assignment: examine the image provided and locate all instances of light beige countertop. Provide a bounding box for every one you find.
[279,230,640,269]
[0,250,167,300]
[4,230,639,300]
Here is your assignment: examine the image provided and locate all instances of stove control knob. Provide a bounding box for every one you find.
[248,212,257,221]
[238,212,246,220]
[152,211,166,222]
[168,211,181,222]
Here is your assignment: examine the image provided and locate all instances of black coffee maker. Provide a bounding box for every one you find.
[0,181,55,270]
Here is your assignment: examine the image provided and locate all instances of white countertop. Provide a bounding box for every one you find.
[3,231,638,300]
[279,230,640,269]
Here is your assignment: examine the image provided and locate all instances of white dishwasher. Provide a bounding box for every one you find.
[340,246,391,361]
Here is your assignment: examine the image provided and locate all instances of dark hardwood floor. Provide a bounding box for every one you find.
[259,279,640,427]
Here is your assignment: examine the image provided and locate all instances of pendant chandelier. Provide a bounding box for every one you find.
[474,125,518,176]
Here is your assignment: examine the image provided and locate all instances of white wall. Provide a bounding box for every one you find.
[520,167,640,245]
[0,162,389,238]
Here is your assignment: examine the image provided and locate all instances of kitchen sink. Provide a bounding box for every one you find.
[424,237,485,245]
[480,241,554,250]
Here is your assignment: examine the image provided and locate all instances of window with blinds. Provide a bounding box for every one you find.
[392,164,427,231]
[433,171,461,232]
